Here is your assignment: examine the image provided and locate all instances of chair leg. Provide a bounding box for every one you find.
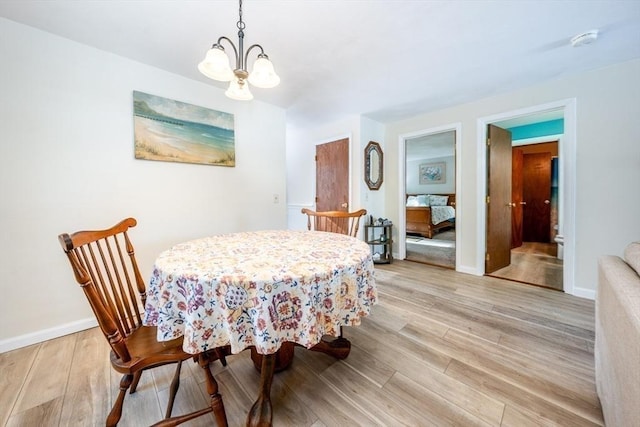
[130,371,142,394]
[214,346,228,367]
[165,360,182,419]
[198,352,228,427]
[151,353,228,427]
[107,373,133,427]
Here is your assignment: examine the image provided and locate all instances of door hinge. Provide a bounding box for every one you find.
[315,196,318,203]
[487,138,491,146]
[485,253,490,261]
[315,155,317,161]
[486,196,490,204]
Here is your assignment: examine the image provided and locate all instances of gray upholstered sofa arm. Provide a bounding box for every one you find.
[596,246,640,427]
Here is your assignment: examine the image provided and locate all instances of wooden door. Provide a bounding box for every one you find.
[511,148,524,248]
[522,152,552,242]
[316,138,349,211]
[486,124,512,273]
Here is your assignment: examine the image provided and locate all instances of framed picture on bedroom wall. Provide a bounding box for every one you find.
[419,162,446,184]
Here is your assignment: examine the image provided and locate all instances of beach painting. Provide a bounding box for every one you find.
[133,91,235,166]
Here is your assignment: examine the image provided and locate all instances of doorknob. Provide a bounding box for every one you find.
[341,202,348,208]
[519,201,527,205]
[506,203,515,208]
[544,200,550,204]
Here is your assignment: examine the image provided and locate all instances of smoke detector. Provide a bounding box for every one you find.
[571,30,599,47]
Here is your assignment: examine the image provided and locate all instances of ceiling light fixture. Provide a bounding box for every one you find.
[198,0,280,101]
[571,30,599,47]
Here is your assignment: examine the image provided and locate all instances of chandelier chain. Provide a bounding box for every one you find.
[237,0,245,31]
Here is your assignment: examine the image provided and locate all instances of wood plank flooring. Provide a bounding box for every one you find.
[490,242,564,291]
[0,260,601,426]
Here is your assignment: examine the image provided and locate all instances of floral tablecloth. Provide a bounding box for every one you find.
[143,230,377,355]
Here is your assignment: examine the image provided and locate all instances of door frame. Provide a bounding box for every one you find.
[476,99,577,296]
[397,122,462,269]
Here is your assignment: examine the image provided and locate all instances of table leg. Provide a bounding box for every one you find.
[250,342,295,372]
[250,335,351,375]
[245,336,350,427]
[308,335,351,359]
[246,352,275,427]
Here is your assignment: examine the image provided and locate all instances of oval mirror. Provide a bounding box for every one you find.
[364,141,383,190]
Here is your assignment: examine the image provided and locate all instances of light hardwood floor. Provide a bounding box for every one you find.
[490,242,564,291]
[1,260,602,426]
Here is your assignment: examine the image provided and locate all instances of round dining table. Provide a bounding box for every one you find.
[143,229,377,426]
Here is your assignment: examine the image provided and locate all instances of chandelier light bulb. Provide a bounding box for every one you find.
[225,78,254,101]
[198,46,234,81]
[248,55,280,88]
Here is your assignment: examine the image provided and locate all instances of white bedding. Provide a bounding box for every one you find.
[431,206,455,225]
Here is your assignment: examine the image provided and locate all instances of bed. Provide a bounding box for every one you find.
[406,193,456,239]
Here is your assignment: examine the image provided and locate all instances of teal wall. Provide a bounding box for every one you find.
[508,119,564,141]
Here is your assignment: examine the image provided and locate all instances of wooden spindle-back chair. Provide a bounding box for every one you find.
[58,217,229,427]
[301,208,367,237]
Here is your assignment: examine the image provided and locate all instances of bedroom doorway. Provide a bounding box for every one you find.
[480,101,574,293]
[404,129,457,269]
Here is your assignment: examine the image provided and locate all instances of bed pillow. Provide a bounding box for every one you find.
[417,194,430,206]
[406,196,419,207]
[430,195,449,206]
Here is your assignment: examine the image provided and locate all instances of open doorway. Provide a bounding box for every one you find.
[478,99,577,295]
[405,130,456,268]
[398,123,461,269]
[488,132,563,290]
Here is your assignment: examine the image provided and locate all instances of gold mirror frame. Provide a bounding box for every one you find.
[364,141,383,190]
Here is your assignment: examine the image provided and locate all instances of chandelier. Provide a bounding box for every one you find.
[198,0,280,101]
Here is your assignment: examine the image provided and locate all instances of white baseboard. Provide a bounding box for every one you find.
[457,265,480,276]
[571,286,596,300]
[0,317,98,354]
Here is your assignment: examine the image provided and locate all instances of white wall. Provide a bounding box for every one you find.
[0,19,287,351]
[406,155,456,194]
[360,117,387,220]
[384,59,640,296]
[286,115,386,232]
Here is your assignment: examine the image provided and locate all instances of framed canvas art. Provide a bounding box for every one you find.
[133,91,235,166]
[419,162,446,184]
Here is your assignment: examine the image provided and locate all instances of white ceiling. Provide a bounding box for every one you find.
[1,0,639,128]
